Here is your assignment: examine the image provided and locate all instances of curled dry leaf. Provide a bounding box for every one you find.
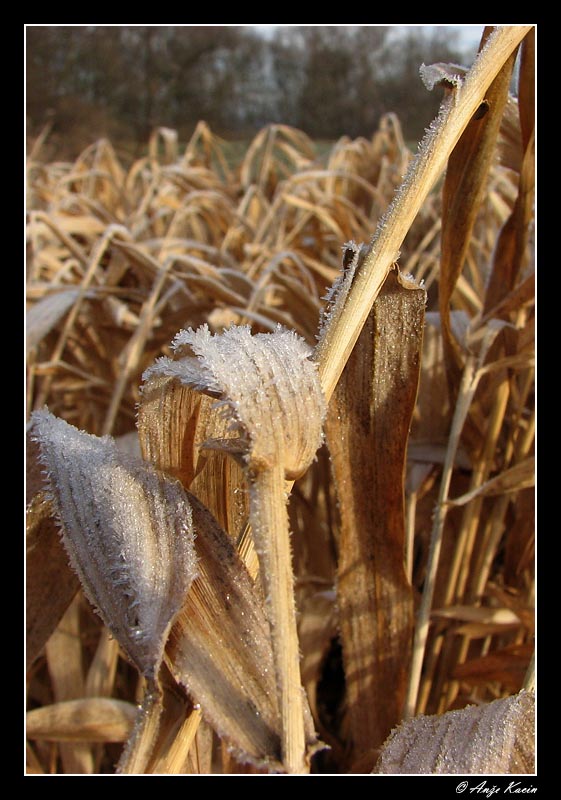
[30,408,198,681]
[26,698,137,743]
[483,33,534,316]
[437,38,519,440]
[374,689,535,774]
[29,409,201,772]
[146,324,326,479]
[431,605,521,625]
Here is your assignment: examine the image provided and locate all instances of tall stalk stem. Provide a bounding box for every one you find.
[316,26,532,403]
[249,460,307,774]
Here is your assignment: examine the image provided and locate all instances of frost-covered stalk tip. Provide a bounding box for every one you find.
[145,324,326,479]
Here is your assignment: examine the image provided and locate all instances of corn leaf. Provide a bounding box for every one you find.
[325,267,425,766]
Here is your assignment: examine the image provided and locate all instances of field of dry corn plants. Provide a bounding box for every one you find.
[25,27,535,775]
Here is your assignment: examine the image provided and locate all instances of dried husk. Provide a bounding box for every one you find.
[29,409,200,773]
[138,371,249,540]
[146,324,326,478]
[165,491,288,770]
[139,368,300,769]
[139,368,288,767]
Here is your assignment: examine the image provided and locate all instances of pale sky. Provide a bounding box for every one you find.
[253,24,486,55]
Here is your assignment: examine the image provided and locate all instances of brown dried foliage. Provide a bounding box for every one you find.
[26,27,535,775]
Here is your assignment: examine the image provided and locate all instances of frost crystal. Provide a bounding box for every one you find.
[419,62,467,92]
[30,409,198,678]
[317,241,367,346]
[400,272,420,287]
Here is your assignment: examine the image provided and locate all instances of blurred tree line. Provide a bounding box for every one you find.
[26,25,471,157]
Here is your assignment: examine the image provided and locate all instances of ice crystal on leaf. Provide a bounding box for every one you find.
[419,62,466,92]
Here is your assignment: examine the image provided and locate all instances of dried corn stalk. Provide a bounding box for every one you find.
[25,25,535,775]
[145,324,326,773]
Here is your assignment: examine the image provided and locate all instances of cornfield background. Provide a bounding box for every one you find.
[25,26,535,775]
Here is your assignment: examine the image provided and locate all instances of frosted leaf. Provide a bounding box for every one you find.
[142,355,220,396]
[30,409,198,679]
[144,324,326,479]
[374,690,535,774]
